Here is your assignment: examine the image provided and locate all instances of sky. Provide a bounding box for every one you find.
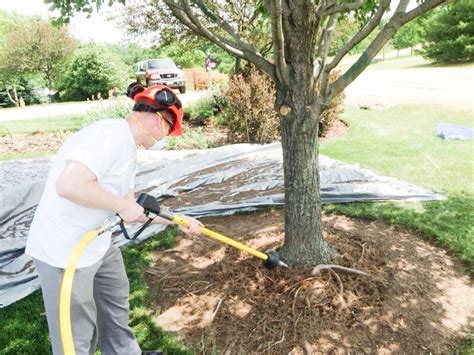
[0,0,126,44]
[0,0,420,44]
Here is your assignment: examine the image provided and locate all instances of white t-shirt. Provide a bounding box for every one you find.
[26,119,137,268]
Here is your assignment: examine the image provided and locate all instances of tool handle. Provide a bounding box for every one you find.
[171,215,268,261]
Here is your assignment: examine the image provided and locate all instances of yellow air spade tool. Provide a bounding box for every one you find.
[59,193,288,354]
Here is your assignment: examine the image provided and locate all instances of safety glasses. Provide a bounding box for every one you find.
[156,111,174,134]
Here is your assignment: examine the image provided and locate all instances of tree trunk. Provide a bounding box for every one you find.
[276,89,332,265]
[5,85,20,107]
[234,57,241,75]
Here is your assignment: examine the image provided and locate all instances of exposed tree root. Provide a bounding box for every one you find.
[311,264,372,277]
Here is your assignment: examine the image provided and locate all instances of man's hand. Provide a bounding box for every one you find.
[177,215,204,238]
[117,200,146,223]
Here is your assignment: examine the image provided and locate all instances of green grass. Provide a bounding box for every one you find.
[321,105,474,272]
[0,227,191,354]
[322,105,473,193]
[0,114,84,134]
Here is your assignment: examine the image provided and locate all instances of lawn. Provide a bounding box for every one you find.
[321,104,474,272]
[0,114,84,134]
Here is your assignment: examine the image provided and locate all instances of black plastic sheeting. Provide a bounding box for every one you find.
[0,143,444,307]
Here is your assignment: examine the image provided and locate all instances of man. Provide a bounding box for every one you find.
[26,83,202,355]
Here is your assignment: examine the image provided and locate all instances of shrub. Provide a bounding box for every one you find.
[221,67,279,144]
[60,45,129,101]
[418,0,474,63]
[184,91,223,126]
[221,66,344,143]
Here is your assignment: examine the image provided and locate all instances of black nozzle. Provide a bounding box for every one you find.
[262,250,288,269]
[136,193,175,221]
[136,193,161,215]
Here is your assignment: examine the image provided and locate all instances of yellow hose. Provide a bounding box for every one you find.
[172,215,268,260]
[59,216,121,354]
[58,212,268,354]
[59,230,99,355]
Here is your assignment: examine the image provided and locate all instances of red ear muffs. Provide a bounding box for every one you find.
[133,84,184,136]
[127,82,145,99]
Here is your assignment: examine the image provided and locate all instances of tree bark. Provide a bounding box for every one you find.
[5,85,20,107]
[276,88,332,265]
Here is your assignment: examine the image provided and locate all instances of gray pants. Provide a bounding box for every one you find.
[34,244,141,355]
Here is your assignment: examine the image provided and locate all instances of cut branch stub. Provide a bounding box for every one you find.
[279,105,291,116]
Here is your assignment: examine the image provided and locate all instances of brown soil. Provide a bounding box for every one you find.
[0,131,71,155]
[145,209,473,354]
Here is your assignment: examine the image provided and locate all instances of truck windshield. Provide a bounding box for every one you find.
[147,59,176,69]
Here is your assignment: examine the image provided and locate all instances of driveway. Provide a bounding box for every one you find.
[342,56,474,110]
[0,90,209,123]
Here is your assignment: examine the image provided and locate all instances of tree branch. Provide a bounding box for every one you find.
[322,0,365,17]
[326,0,445,103]
[319,0,390,97]
[265,0,289,85]
[314,13,339,83]
[192,0,260,54]
[163,1,208,38]
[164,0,275,80]
[5,86,17,105]
[325,0,390,74]
[401,0,448,23]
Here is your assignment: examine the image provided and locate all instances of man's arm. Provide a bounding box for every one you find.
[56,160,145,223]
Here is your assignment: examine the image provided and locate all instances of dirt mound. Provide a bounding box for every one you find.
[145,210,473,354]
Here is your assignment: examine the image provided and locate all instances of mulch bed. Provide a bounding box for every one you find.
[0,132,71,155]
[144,209,473,354]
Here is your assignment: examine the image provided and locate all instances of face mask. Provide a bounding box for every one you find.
[149,137,167,150]
[132,114,167,150]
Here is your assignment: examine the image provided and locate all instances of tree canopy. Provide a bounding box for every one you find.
[418,0,474,62]
[45,0,447,265]
[0,13,76,105]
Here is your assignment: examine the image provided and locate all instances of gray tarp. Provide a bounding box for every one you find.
[0,143,444,307]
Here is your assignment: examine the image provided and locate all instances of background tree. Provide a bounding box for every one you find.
[0,16,76,97]
[117,0,270,73]
[0,11,33,106]
[392,18,423,55]
[418,0,474,62]
[48,0,447,266]
[59,44,129,101]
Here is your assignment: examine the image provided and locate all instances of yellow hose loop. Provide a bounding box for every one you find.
[59,230,99,355]
[171,215,268,261]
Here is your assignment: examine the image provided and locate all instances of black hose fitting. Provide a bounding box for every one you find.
[262,250,288,269]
